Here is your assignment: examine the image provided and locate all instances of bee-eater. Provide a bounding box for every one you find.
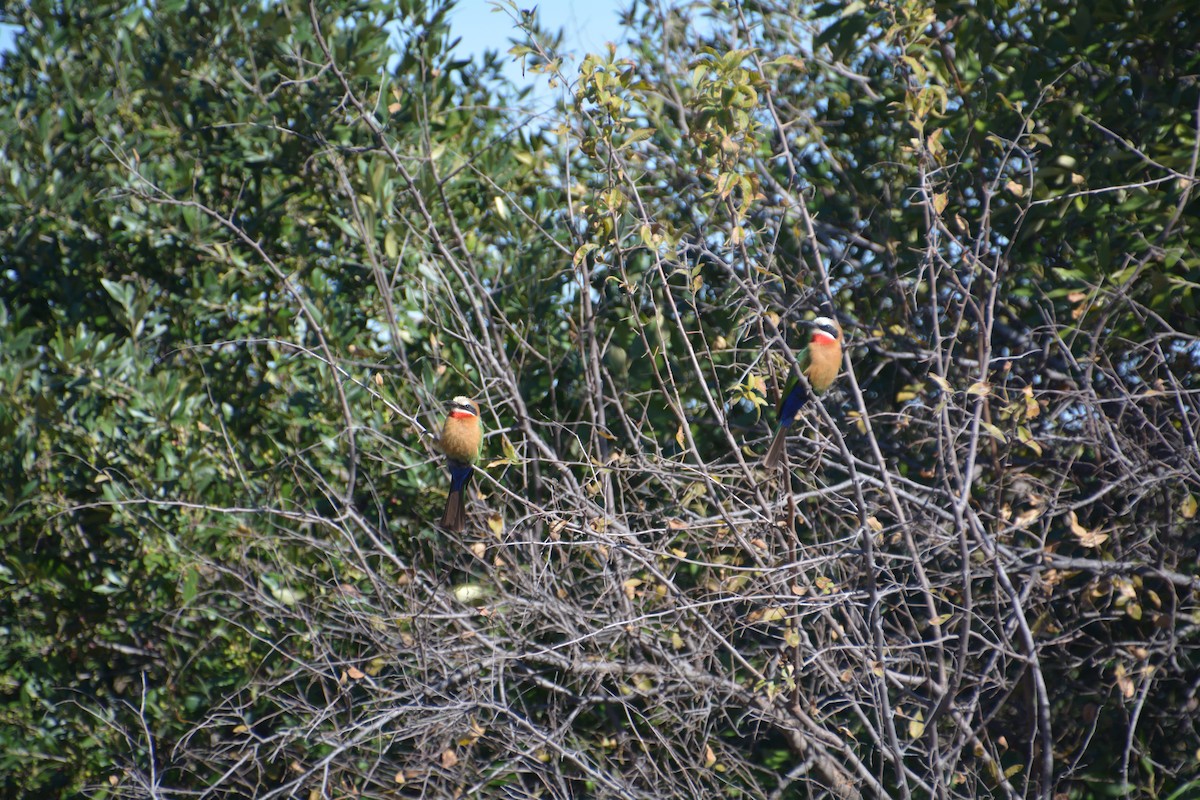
[763,316,843,469]
[439,395,482,532]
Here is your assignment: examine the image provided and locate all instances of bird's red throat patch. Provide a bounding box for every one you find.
[449,410,477,419]
[812,331,838,346]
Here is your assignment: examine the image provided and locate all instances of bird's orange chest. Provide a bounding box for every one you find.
[441,413,482,462]
[806,336,842,391]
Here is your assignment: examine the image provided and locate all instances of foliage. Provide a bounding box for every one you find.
[1,0,1197,798]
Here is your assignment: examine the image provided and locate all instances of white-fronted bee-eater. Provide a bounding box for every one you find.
[439,395,482,531]
[763,316,843,469]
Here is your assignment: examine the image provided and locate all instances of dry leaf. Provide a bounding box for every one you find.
[1115,664,1135,699]
[1068,511,1108,548]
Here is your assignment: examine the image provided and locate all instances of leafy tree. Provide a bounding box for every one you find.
[1,0,1197,798]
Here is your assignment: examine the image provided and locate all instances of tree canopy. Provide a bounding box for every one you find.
[1,0,1197,798]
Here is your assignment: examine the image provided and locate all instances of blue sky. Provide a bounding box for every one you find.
[451,1,628,69]
[447,1,628,106]
[0,2,629,77]
[0,23,16,54]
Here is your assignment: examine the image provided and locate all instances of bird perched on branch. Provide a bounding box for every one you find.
[763,316,843,469]
[439,396,482,531]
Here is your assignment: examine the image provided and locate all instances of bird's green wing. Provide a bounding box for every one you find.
[775,344,814,421]
[796,344,812,376]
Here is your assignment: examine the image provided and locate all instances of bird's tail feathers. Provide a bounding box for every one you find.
[440,488,466,532]
[441,462,474,531]
[762,426,789,469]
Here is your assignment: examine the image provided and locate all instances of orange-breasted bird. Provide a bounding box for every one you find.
[763,316,843,469]
[439,395,482,531]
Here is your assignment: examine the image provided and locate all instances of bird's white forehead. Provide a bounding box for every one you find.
[811,316,837,329]
[451,395,473,406]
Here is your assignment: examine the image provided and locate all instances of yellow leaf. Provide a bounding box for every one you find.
[453,583,486,604]
[966,381,991,397]
[982,422,1008,443]
[623,578,642,599]
[1017,425,1042,455]
[756,606,787,623]
[492,195,509,220]
[486,513,505,538]
[704,745,717,768]
[1181,494,1198,520]
[458,718,486,746]
[866,515,883,532]
[346,666,365,681]
[1023,385,1040,418]
[926,128,945,154]
[675,424,686,447]
[928,374,951,392]
[907,709,926,739]
[932,193,948,215]
[1005,180,1025,197]
[440,748,459,769]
